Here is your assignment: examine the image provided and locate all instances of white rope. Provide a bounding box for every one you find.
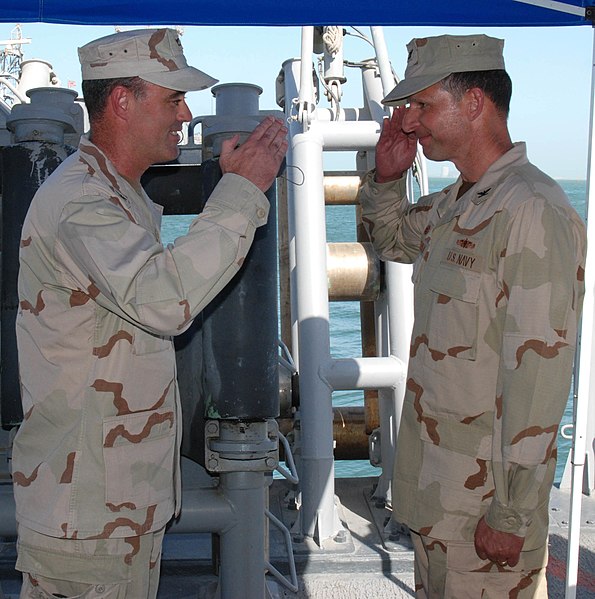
[322,26,342,56]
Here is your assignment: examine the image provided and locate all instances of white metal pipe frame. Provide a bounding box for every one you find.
[283,26,415,543]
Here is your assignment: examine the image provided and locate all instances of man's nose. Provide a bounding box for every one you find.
[401,105,418,133]
[179,100,192,122]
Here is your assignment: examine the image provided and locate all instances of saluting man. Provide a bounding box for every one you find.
[359,34,586,598]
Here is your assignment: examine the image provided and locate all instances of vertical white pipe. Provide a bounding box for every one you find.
[370,27,396,103]
[291,129,340,542]
[282,58,303,369]
[373,295,395,500]
[297,27,315,124]
[361,59,389,124]
[565,26,595,599]
[363,28,416,504]
[386,262,414,429]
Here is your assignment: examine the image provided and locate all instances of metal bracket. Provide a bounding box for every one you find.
[265,508,299,593]
[205,419,279,473]
[587,6,595,24]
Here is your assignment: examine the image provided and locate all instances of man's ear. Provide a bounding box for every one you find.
[466,87,484,122]
[108,85,131,120]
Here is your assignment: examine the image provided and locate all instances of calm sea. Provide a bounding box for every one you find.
[162,178,587,482]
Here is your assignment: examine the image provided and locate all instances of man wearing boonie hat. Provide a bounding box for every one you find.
[359,34,586,597]
[12,28,287,598]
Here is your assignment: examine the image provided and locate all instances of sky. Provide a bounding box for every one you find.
[2,22,593,180]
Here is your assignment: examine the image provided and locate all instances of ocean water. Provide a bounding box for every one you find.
[162,178,588,482]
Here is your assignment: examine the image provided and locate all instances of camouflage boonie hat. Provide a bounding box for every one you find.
[78,28,218,92]
[383,34,505,106]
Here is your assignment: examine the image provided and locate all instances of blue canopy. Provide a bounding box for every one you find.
[3,0,590,27]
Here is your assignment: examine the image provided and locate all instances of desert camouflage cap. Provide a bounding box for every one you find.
[78,28,218,92]
[383,34,505,106]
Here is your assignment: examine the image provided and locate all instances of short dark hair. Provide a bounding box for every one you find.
[82,76,148,121]
[440,70,512,117]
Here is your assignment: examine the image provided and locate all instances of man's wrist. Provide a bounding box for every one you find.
[485,500,530,537]
[374,171,405,184]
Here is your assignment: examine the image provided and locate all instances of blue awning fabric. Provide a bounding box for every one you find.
[2,0,590,27]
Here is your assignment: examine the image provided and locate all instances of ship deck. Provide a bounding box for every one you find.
[1,461,594,598]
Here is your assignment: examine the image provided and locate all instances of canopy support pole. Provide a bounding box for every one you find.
[565,24,595,599]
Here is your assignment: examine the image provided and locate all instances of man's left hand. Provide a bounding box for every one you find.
[474,516,524,567]
[219,116,288,192]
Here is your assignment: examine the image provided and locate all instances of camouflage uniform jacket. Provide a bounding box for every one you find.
[359,143,586,549]
[12,136,269,539]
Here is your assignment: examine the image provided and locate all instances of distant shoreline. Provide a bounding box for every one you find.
[429,176,587,183]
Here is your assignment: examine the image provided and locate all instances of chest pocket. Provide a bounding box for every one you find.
[424,263,481,361]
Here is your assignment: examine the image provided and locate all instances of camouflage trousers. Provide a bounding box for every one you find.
[16,525,166,599]
[411,531,548,598]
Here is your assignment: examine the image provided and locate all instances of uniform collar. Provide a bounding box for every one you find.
[468,142,528,205]
[434,143,527,224]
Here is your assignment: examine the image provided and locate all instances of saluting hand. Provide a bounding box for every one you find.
[219,116,288,192]
[375,105,418,184]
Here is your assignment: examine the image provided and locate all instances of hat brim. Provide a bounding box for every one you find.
[141,65,218,92]
[382,73,448,106]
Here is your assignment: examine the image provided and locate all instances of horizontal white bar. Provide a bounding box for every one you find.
[309,120,381,150]
[322,355,407,390]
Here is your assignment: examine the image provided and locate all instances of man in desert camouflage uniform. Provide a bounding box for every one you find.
[11,28,287,598]
[359,34,586,597]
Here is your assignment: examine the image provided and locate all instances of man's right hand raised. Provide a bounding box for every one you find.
[219,116,288,192]
[375,106,418,184]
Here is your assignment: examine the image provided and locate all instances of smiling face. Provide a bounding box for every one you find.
[401,82,472,165]
[127,81,193,166]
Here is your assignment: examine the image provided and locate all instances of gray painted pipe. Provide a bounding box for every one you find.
[0,483,236,537]
[218,471,267,599]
